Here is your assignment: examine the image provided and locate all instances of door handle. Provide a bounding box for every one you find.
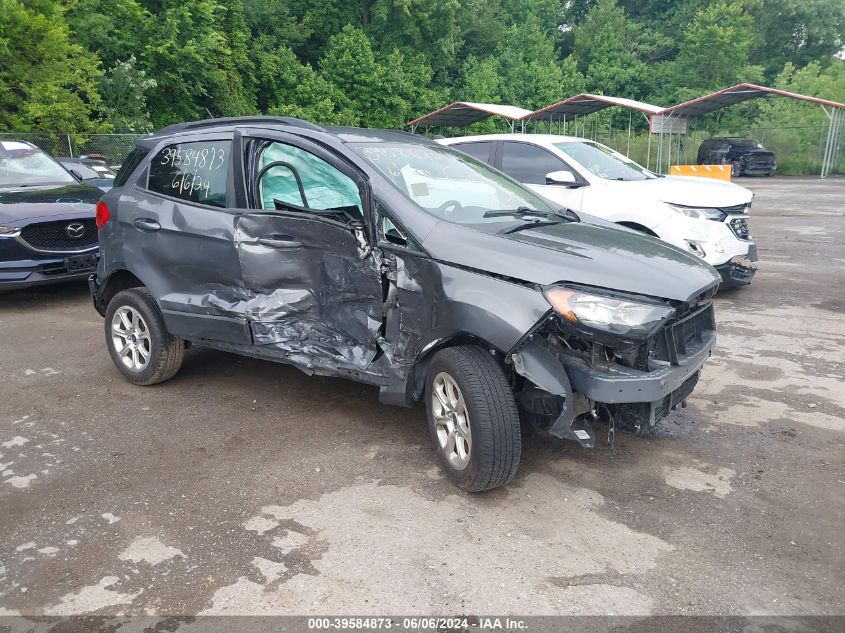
[133,218,161,231]
[257,237,302,250]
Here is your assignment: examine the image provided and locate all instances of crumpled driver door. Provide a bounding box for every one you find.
[234,211,383,375]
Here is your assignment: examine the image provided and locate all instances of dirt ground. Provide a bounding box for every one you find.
[0,176,843,622]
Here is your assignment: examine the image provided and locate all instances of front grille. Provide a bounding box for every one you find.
[19,219,98,252]
[728,216,751,240]
[654,303,715,365]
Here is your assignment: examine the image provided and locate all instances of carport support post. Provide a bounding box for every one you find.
[821,106,843,178]
[667,131,673,172]
[626,110,632,157]
[656,132,664,174]
[646,133,653,170]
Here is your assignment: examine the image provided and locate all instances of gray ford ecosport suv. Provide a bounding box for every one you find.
[90,117,720,492]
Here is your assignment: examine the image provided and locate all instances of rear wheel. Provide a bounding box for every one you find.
[104,288,184,385]
[425,346,521,492]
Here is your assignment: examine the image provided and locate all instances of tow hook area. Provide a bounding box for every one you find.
[510,340,597,448]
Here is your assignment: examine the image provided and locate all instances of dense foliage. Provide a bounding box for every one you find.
[1,0,844,141]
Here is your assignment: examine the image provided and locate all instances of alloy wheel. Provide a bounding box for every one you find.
[111,306,151,372]
[431,372,472,470]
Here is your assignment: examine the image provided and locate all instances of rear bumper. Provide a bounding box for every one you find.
[89,273,106,316]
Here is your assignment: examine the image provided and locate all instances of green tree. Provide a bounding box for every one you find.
[496,16,581,109]
[99,56,156,131]
[317,24,439,127]
[141,0,256,125]
[368,0,463,74]
[0,0,103,133]
[669,1,762,99]
[66,0,150,69]
[572,0,667,99]
[747,0,845,77]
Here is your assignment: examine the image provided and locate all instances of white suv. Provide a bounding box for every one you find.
[437,134,757,288]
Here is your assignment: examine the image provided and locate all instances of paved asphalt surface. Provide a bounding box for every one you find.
[0,177,843,623]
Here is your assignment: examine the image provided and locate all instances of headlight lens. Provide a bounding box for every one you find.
[0,225,21,237]
[544,287,674,339]
[666,203,725,221]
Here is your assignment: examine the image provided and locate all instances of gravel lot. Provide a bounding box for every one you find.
[0,176,843,622]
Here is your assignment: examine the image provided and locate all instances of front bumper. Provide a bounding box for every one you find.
[512,302,717,447]
[715,247,757,288]
[561,328,715,406]
[0,253,100,291]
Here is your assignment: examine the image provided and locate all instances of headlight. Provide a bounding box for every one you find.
[544,286,674,339]
[666,203,725,222]
[0,226,21,237]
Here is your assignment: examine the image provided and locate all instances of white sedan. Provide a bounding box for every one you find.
[437,134,757,288]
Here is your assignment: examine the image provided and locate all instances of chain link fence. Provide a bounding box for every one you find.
[552,122,844,176]
[0,132,145,166]
[3,126,842,175]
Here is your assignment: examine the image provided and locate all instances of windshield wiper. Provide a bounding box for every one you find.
[552,207,580,222]
[501,219,560,234]
[483,206,546,218]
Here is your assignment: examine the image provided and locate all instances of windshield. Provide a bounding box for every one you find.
[733,140,764,149]
[0,142,76,187]
[554,141,654,182]
[349,142,559,224]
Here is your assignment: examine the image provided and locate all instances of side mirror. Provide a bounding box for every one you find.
[69,169,83,182]
[545,170,576,185]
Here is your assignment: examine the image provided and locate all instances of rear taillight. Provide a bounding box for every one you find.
[95,200,110,229]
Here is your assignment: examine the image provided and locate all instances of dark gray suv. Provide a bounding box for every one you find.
[90,117,721,491]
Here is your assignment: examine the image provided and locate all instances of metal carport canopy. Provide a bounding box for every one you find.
[653,83,845,178]
[657,83,845,117]
[522,93,664,119]
[407,102,533,130]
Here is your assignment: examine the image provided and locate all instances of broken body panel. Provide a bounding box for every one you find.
[91,119,720,447]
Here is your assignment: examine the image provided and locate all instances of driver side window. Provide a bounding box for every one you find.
[256,141,363,220]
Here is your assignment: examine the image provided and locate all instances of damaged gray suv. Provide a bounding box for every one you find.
[90,117,720,492]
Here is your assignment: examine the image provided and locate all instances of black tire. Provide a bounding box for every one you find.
[104,288,184,386]
[425,346,521,492]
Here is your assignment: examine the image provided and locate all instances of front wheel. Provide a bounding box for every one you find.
[104,288,184,385]
[425,346,521,492]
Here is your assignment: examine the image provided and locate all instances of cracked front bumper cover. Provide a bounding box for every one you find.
[716,255,757,288]
[560,329,715,405]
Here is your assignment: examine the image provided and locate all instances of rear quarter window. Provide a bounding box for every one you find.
[146,141,230,208]
[113,148,148,187]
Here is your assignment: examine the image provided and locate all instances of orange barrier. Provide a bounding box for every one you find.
[669,164,732,181]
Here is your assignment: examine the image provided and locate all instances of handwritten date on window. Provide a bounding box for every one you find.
[150,142,229,206]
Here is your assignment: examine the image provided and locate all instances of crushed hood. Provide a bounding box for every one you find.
[0,183,102,225]
[423,219,721,303]
[611,175,752,208]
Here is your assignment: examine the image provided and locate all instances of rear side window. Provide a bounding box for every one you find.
[451,141,494,164]
[147,141,230,208]
[500,142,568,184]
[113,148,148,187]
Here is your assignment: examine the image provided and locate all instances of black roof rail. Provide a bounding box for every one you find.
[153,115,327,137]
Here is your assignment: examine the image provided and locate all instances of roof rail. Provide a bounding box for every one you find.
[154,115,326,136]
